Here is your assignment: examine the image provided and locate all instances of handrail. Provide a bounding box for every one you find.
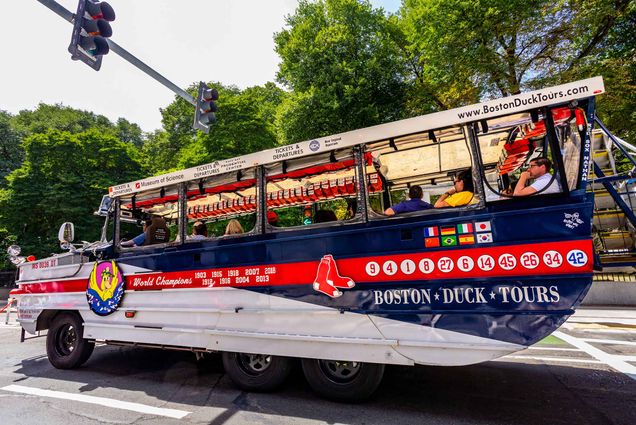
[595,117,636,169]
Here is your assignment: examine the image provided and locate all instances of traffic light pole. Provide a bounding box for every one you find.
[36,0,196,106]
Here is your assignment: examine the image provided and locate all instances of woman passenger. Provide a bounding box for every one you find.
[225,219,244,235]
[435,170,474,208]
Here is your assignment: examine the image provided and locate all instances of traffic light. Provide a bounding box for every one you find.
[68,1,116,71]
[193,82,219,133]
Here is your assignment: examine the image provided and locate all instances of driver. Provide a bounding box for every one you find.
[121,218,151,247]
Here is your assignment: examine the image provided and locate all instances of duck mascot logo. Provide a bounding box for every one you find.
[87,260,125,316]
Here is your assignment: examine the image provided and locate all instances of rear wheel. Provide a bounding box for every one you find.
[301,358,385,402]
[46,313,94,369]
[222,352,292,392]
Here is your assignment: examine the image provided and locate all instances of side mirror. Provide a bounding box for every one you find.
[58,222,75,244]
[95,195,113,217]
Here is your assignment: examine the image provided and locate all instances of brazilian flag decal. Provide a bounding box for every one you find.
[441,235,457,246]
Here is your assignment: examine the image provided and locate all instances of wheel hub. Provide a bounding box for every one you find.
[56,324,77,356]
[237,353,272,375]
[319,360,361,383]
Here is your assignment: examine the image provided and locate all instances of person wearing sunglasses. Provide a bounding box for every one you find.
[435,169,475,208]
[514,157,560,196]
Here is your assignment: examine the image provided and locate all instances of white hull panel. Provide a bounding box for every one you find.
[15,287,523,367]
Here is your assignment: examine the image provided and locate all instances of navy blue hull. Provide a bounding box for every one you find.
[114,193,595,347]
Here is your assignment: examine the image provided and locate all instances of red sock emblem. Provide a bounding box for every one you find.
[313,258,342,298]
[324,254,355,288]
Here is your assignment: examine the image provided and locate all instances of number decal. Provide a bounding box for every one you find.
[457,256,474,272]
[566,249,588,267]
[498,253,517,271]
[477,255,495,271]
[437,257,454,273]
[383,260,398,276]
[418,258,435,274]
[543,250,563,268]
[400,259,416,275]
[365,261,380,277]
[520,252,539,269]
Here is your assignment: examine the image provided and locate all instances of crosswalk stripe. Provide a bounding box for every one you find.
[1,385,191,419]
[553,331,636,381]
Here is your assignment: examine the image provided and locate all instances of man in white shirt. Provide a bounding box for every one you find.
[514,157,561,196]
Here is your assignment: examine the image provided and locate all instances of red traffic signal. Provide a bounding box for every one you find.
[68,1,116,71]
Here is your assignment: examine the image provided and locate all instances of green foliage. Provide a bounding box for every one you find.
[155,82,284,174]
[0,111,23,184]
[0,130,145,260]
[274,0,410,144]
[13,103,114,135]
[399,0,633,109]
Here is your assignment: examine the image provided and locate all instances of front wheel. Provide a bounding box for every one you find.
[222,352,292,392]
[301,358,385,402]
[46,312,94,369]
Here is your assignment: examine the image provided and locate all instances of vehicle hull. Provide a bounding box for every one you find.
[12,198,594,366]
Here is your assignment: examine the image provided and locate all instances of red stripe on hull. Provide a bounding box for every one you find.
[16,240,593,294]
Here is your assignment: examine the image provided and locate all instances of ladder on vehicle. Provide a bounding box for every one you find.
[590,118,636,268]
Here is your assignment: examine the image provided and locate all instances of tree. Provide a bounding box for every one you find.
[0,130,146,259]
[116,118,144,147]
[274,0,411,144]
[0,111,23,183]
[158,82,284,172]
[399,0,633,106]
[12,103,114,135]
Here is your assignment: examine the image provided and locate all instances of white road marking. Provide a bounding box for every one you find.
[503,355,601,364]
[553,331,636,381]
[581,338,636,347]
[527,346,580,352]
[562,326,636,334]
[611,355,636,362]
[0,385,190,419]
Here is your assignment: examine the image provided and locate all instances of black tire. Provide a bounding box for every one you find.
[221,351,292,392]
[301,358,385,402]
[46,312,94,369]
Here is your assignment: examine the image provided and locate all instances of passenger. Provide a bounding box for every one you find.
[225,219,244,235]
[385,185,432,216]
[435,170,474,208]
[514,157,560,196]
[303,206,313,225]
[314,209,337,223]
[188,221,208,240]
[143,216,170,245]
[346,199,357,219]
[121,218,151,247]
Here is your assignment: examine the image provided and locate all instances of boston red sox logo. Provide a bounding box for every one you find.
[312,254,355,298]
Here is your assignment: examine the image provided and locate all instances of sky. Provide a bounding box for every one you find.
[0,0,401,132]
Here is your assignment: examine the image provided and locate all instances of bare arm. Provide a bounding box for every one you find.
[434,189,456,208]
[513,171,537,196]
[384,207,396,216]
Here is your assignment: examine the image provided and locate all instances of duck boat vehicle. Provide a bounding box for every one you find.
[9,77,604,401]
